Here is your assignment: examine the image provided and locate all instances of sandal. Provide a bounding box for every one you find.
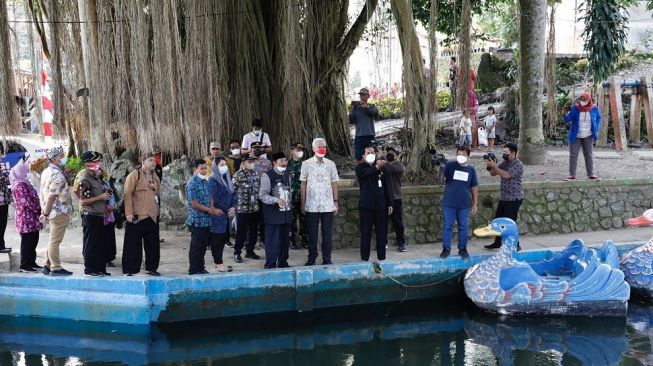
[216,264,233,273]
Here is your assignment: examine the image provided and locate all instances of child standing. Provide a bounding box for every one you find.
[458,110,473,146]
[484,106,497,151]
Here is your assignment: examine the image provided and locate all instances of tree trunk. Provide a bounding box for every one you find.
[517,0,547,165]
[46,0,66,138]
[456,0,472,112]
[390,0,432,173]
[545,3,557,138]
[0,0,18,138]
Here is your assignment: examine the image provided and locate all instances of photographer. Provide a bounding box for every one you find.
[384,147,407,252]
[484,142,524,251]
[241,118,273,160]
[349,88,380,162]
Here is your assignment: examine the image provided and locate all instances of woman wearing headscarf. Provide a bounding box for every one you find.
[10,161,43,272]
[563,91,601,181]
[208,157,237,272]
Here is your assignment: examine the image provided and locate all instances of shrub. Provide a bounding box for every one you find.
[575,58,589,72]
[437,90,452,111]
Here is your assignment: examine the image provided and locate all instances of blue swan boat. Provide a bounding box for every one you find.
[464,218,630,316]
[621,209,653,297]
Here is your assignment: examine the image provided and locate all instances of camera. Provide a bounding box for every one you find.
[483,152,496,162]
[253,149,263,157]
[428,146,448,167]
[369,139,386,151]
[483,152,497,171]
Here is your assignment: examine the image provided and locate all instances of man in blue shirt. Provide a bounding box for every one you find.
[349,88,379,163]
[440,146,478,259]
[186,159,218,275]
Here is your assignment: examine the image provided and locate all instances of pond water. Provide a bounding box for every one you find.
[0,298,651,366]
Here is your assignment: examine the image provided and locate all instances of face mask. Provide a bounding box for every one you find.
[253,149,263,157]
[503,153,510,161]
[386,154,395,162]
[296,151,304,159]
[87,162,102,171]
[246,163,255,170]
[253,130,262,136]
[456,155,468,165]
[198,174,209,180]
[218,166,229,175]
[59,158,68,166]
[231,149,240,156]
[316,148,327,157]
[365,154,376,164]
[277,166,287,173]
[579,100,589,106]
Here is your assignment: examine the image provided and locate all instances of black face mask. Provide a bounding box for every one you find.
[254,149,263,157]
[503,153,510,161]
[386,154,395,162]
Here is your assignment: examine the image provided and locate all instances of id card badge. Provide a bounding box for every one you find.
[453,170,469,182]
[155,195,160,205]
[378,179,382,188]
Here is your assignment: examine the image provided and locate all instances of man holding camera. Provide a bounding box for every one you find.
[349,88,380,162]
[384,147,407,252]
[241,118,273,160]
[484,142,524,251]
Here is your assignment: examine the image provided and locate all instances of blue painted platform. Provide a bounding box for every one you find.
[0,242,644,325]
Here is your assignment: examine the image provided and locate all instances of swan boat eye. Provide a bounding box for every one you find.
[499,225,506,230]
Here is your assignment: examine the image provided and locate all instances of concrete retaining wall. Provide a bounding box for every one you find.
[333,178,653,248]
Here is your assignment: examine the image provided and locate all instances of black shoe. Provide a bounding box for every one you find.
[0,248,11,253]
[484,243,501,249]
[245,252,261,260]
[50,268,72,276]
[440,249,450,258]
[278,262,290,268]
[30,264,43,270]
[305,260,315,266]
[19,267,38,273]
[398,244,406,252]
[322,260,333,265]
[189,269,210,275]
[200,269,209,274]
[226,241,234,249]
[234,254,243,263]
[146,270,161,276]
[102,272,112,276]
[458,249,470,259]
[41,266,51,275]
[84,272,104,277]
[107,261,116,267]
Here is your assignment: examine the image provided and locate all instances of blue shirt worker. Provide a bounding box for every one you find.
[440,146,478,259]
[355,146,393,262]
[186,159,216,275]
[259,152,293,269]
[349,87,379,162]
[208,157,238,273]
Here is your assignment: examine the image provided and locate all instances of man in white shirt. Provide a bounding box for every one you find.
[300,138,339,265]
[241,118,272,160]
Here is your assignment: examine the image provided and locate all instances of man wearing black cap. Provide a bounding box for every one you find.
[232,155,262,263]
[288,142,307,249]
[259,152,293,268]
[78,151,112,277]
[349,87,379,162]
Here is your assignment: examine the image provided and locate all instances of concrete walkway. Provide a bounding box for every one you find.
[2,218,652,277]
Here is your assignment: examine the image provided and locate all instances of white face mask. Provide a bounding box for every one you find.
[365,154,376,164]
[296,151,304,159]
[456,155,468,165]
[218,166,229,175]
[277,166,287,173]
[246,163,255,170]
[199,174,209,180]
[253,130,262,136]
[579,100,589,106]
[231,149,240,156]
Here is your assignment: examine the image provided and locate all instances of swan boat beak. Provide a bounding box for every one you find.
[626,209,653,227]
[473,224,501,237]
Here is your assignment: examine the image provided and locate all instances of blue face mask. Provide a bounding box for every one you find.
[59,158,68,167]
[218,166,229,175]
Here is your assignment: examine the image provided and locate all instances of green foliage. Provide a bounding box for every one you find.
[580,0,629,82]
[615,52,635,70]
[478,1,519,47]
[575,58,589,72]
[411,0,510,42]
[64,156,84,174]
[437,90,452,111]
[372,98,405,120]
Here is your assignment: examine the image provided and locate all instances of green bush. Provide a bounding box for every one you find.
[63,156,85,185]
[371,97,404,120]
[437,90,452,111]
[575,58,589,72]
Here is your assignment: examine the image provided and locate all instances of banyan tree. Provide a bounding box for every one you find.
[15,0,379,159]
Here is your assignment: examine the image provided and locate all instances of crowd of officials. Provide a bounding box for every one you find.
[0,87,601,276]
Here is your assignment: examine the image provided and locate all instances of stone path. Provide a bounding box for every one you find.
[1,219,651,277]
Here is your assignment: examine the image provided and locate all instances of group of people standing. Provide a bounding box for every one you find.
[0,145,162,278]
[184,119,340,274]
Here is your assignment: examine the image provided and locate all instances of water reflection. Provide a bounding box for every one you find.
[0,300,651,365]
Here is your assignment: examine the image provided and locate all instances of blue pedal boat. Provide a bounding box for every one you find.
[464,218,630,317]
[621,209,653,297]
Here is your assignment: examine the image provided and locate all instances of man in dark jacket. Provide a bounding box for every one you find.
[355,146,394,262]
[384,147,407,252]
[259,152,293,268]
